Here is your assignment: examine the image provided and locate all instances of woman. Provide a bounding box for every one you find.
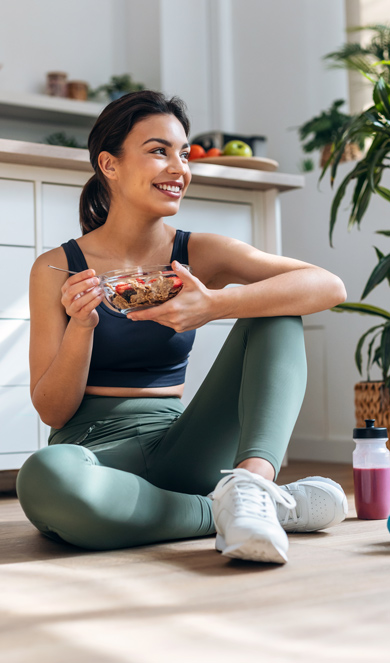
[17,90,348,564]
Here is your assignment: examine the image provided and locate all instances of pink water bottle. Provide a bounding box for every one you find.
[353,419,390,519]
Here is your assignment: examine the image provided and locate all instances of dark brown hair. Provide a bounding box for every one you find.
[79,90,191,235]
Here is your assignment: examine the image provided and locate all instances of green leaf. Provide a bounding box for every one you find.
[355,324,384,375]
[381,324,390,379]
[373,345,382,370]
[367,139,390,191]
[376,230,390,236]
[328,163,366,245]
[350,171,369,225]
[361,253,390,299]
[376,184,390,201]
[332,302,390,319]
[374,246,390,288]
[367,330,383,379]
[354,179,374,229]
[374,77,390,116]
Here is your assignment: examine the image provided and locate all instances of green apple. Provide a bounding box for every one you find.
[222,140,253,157]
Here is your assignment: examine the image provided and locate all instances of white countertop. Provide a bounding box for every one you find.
[0,138,305,193]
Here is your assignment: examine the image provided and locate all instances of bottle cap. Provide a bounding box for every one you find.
[353,419,388,439]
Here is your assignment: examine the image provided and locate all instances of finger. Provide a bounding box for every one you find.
[67,269,96,286]
[64,276,101,300]
[68,286,104,314]
[171,261,195,284]
[127,307,156,322]
[127,297,178,322]
[79,292,105,315]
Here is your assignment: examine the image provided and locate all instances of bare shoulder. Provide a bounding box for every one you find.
[31,246,68,276]
[187,232,256,286]
[188,232,245,265]
[30,246,70,315]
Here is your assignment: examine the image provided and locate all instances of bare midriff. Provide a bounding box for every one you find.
[84,384,185,398]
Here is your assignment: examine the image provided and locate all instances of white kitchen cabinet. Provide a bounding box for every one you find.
[176,197,253,244]
[0,178,35,246]
[0,320,30,386]
[0,246,35,319]
[42,183,83,249]
[0,387,39,469]
[0,142,303,470]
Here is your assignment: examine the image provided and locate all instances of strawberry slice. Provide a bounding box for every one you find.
[170,277,183,288]
[115,282,132,295]
[135,278,145,284]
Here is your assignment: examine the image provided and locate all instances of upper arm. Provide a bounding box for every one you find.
[187,233,319,288]
[29,247,69,398]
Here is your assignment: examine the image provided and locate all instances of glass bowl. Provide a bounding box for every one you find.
[99,264,191,314]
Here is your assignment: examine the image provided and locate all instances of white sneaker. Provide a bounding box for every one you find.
[209,468,297,564]
[277,476,348,533]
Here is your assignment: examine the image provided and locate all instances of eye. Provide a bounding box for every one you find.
[152,147,166,155]
[181,151,190,160]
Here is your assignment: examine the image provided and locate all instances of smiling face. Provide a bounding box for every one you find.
[98,113,192,219]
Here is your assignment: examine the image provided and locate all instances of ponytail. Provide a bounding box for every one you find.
[79,173,110,235]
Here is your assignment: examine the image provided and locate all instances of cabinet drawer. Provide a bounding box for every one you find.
[0,387,39,454]
[0,179,35,246]
[174,198,253,244]
[0,246,35,318]
[43,183,83,249]
[0,319,30,385]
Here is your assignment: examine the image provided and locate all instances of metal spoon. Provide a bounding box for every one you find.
[48,265,80,275]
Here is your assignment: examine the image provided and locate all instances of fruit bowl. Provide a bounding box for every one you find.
[99,264,190,314]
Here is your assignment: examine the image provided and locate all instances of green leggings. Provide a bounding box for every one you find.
[16,317,307,550]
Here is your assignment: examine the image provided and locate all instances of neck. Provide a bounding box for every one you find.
[94,203,169,263]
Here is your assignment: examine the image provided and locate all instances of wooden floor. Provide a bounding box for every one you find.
[1,461,390,663]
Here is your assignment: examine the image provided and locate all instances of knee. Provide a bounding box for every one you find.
[16,445,97,530]
[237,315,304,339]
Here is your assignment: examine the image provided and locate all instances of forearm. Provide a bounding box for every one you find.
[31,319,95,429]
[211,267,347,319]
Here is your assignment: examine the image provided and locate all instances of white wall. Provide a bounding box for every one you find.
[0,0,123,93]
[230,0,349,173]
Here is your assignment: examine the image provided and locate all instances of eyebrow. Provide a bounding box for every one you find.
[142,138,190,149]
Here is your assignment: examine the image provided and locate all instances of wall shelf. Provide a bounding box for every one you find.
[0,90,106,126]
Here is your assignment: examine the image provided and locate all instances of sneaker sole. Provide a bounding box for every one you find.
[216,533,288,564]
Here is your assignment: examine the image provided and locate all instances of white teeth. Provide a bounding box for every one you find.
[156,184,181,192]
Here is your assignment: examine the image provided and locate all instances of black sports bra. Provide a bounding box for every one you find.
[61,230,196,388]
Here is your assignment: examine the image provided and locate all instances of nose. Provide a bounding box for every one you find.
[167,152,188,176]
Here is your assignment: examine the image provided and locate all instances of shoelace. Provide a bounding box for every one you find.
[211,469,296,517]
[279,498,299,526]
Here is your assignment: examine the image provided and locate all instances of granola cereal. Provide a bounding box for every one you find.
[102,270,183,313]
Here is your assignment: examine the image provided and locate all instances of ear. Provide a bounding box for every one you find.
[98,151,118,181]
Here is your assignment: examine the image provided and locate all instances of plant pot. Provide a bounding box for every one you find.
[320,142,362,168]
[109,91,129,101]
[354,381,390,449]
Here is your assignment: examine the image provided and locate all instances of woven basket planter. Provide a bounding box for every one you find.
[320,142,362,168]
[354,381,390,449]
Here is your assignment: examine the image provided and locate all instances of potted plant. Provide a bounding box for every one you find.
[297,99,364,167]
[323,23,390,84]
[320,72,390,433]
[88,74,144,102]
[44,132,87,149]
